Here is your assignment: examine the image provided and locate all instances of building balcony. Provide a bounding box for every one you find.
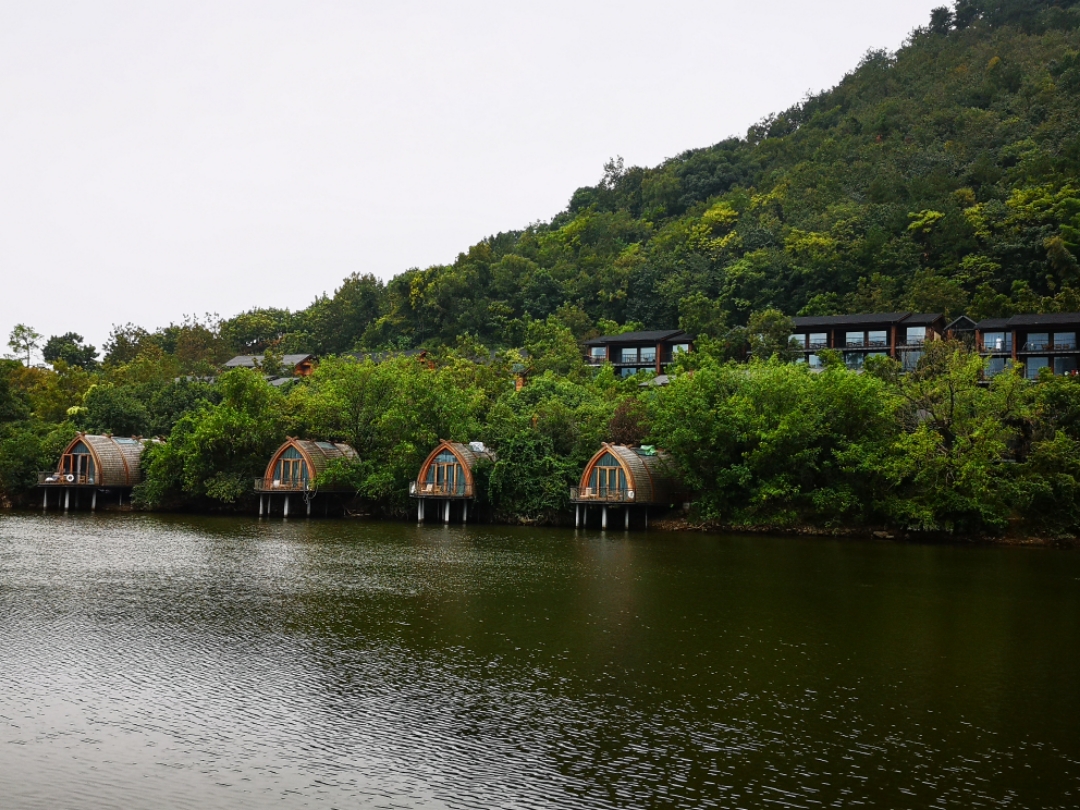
[409,480,475,498]
[38,471,97,486]
[570,486,636,503]
[1016,344,1080,354]
[254,478,312,492]
[843,341,889,351]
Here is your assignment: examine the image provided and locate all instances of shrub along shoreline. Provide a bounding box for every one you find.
[6,336,1080,544]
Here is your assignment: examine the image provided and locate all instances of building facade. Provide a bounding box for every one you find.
[789,312,946,372]
[975,314,1080,379]
[583,330,693,377]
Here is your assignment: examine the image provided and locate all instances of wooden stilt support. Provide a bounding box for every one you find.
[306,498,311,517]
[444,500,450,524]
[43,488,48,511]
[602,505,608,529]
[463,500,468,524]
[259,495,264,516]
[625,506,630,530]
[64,488,70,511]
[284,496,290,518]
[92,490,97,512]
[575,504,580,527]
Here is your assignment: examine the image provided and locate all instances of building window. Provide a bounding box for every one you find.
[1055,356,1078,376]
[639,346,657,364]
[901,350,923,372]
[983,332,1011,352]
[1054,332,1077,350]
[845,331,864,348]
[808,332,828,349]
[589,346,606,362]
[790,334,805,350]
[807,354,823,369]
[844,352,865,370]
[867,330,888,348]
[672,343,690,355]
[619,367,637,378]
[620,347,638,363]
[1025,333,1049,352]
[905,326,926,345]
[985,357,1007,377]
[1026,357,1049,379]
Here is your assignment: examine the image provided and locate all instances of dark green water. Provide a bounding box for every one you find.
[0,513,1078,809]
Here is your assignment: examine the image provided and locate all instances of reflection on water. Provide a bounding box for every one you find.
[1,513,1078,809]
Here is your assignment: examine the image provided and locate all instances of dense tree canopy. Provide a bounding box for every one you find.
[6,3,1080,538]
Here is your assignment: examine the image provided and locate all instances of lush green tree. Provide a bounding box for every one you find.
[881,342,1036,532]
[298,355,483,509]
[136,368,289,507]
[7,324,42,366]
[649,357,898,526]
[43,333,99,370]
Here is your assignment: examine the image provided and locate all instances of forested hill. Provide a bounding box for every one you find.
[102,0,1080,360]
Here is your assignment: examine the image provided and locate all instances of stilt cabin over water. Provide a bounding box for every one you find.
[410,440,495,524]
[571,443,684,530]
[255,438,358,517]
[37,433,156,510]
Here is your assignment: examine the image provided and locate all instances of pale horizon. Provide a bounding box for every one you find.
[0,0,943,355]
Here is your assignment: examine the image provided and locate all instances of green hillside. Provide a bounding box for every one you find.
[220,0,1080,357]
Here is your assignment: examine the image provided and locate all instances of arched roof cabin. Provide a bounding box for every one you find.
[411,440,494,500]
[39,433,153,488]
[258,438,358,492]
[572,443,682,505]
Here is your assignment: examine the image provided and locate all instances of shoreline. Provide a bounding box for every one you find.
[3,503,1077,549]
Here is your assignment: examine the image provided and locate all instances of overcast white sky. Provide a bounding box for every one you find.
[0,0,942,353]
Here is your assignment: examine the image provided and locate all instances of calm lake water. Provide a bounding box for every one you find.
[0,513,1078,809]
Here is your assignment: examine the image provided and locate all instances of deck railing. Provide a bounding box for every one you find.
[570,486,636,503]
[254,478,312,492]
[409,480,475,498]
[38,471,95,485]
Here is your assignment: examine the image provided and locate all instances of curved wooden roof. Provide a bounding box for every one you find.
[578,443,682,505]
[262,438,358,484]
[57,433,154,487]
[416,440,495,497]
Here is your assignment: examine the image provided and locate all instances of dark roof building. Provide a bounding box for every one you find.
[583,330,693,377]
[975,314,1080,379]
[789,312,946,373]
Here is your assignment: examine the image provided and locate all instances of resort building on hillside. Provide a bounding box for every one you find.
[584,330,693,377]
[945,315,978,346]
[410,440,495,524]
[224,354,317,377]
[976,313,1080,378]
[256,438,358,517]
[570,443,685,530]
[789,312,946,372]
[38,433,156,510]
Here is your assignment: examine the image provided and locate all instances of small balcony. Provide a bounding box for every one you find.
[254,478,312,492]
[410,480,475,498]
[38,471,96,486]
[570,486,636,503]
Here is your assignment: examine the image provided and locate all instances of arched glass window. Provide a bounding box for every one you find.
[589,452,627,496]
[425,450,465,495]
[60,441,96,484]
[274,447,309,488]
